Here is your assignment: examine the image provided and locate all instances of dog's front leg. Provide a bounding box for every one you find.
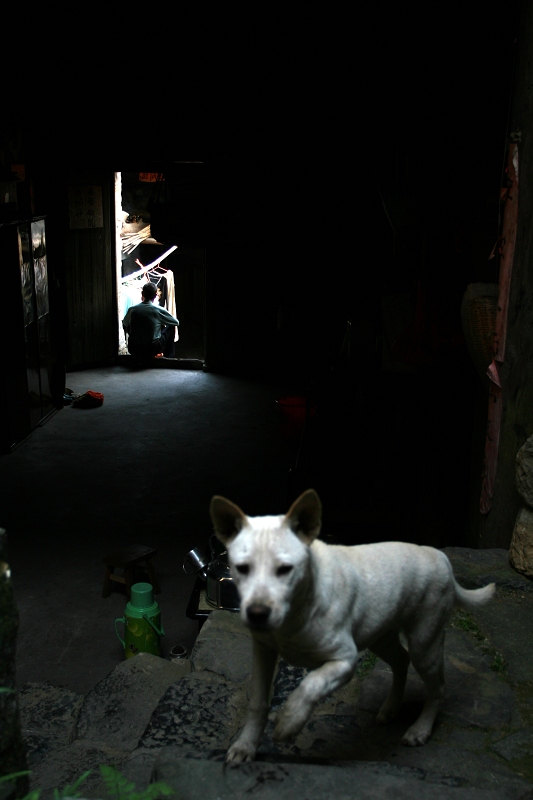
[273,657,355,742]
[226,638,278,763]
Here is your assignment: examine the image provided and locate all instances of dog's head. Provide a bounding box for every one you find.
[209,489,322,631]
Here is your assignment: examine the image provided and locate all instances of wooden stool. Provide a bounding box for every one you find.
[102,545,161,598]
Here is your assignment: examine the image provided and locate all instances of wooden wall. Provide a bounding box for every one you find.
[64,170,116,367]
[473,0,533,547]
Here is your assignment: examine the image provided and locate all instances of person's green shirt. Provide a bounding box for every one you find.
[123,300,179,345]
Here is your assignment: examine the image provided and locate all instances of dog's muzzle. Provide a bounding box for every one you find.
[246,604,272,628]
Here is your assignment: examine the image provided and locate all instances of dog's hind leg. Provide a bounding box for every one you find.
[370,631,410,724]
[401,627,446,746]
[226,639,278,763]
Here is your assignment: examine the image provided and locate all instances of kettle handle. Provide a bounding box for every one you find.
[142,612,165,637]
[114,616,126,647]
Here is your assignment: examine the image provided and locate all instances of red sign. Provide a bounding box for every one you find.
[138,173,162,183]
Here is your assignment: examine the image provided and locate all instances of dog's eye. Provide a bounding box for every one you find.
[235,564,250,575]
[276,565,293,576]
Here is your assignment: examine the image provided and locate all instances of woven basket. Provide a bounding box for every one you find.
[460,283,498,384]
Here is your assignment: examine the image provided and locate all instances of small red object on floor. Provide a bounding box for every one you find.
[72,391,104,408]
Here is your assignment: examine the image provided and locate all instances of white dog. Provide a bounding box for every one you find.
[210,489,495,763]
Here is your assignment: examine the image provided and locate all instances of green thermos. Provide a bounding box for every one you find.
[115,582,165,658]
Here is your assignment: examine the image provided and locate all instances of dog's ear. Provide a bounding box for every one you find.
[210,496,247,546]
[284,489,322,545]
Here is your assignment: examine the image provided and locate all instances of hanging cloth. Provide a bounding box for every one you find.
[164,270,178,342]
[120,277,145,319]
[156,275,168,309]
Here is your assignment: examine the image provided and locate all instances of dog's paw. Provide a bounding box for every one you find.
[272,707,310,742]
[226,741,257,763]
[272,719,300,742]
[401,724,432,747]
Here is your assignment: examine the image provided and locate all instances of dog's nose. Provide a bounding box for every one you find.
[246,604,271,627]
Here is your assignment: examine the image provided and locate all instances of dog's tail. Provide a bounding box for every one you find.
[454,581,496,610]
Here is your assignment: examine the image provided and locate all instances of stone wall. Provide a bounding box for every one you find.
[509,436,533,575]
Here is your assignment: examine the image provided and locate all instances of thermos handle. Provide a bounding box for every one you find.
[142,612,165,637]
[115,616,126,647]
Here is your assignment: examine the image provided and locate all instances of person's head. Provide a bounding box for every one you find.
[141,282,157,302]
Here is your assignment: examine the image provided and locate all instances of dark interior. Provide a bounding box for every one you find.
[1,2,529,693]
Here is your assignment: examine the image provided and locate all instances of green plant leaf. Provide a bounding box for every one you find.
[0,773,39,800]
[20,790,41,800]
[99,766,173,800]
[54,769,92,799]
[142,781,174,799]
[100,765,136,799]
[0,771,32,785]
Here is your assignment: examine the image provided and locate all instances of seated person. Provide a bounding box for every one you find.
[122,282,179,359]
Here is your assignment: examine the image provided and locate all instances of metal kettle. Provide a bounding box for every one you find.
[183,534,240,611]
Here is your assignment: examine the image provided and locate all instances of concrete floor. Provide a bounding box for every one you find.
[1,365,297,694]
[2,359,480,698]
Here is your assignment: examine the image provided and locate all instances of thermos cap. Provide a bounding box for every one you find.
[130,582,154,609]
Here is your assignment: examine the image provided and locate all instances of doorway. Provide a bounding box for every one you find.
[114,170,206,363]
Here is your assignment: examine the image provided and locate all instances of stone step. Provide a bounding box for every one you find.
[150,748,528,800]
[14,549,533,799]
